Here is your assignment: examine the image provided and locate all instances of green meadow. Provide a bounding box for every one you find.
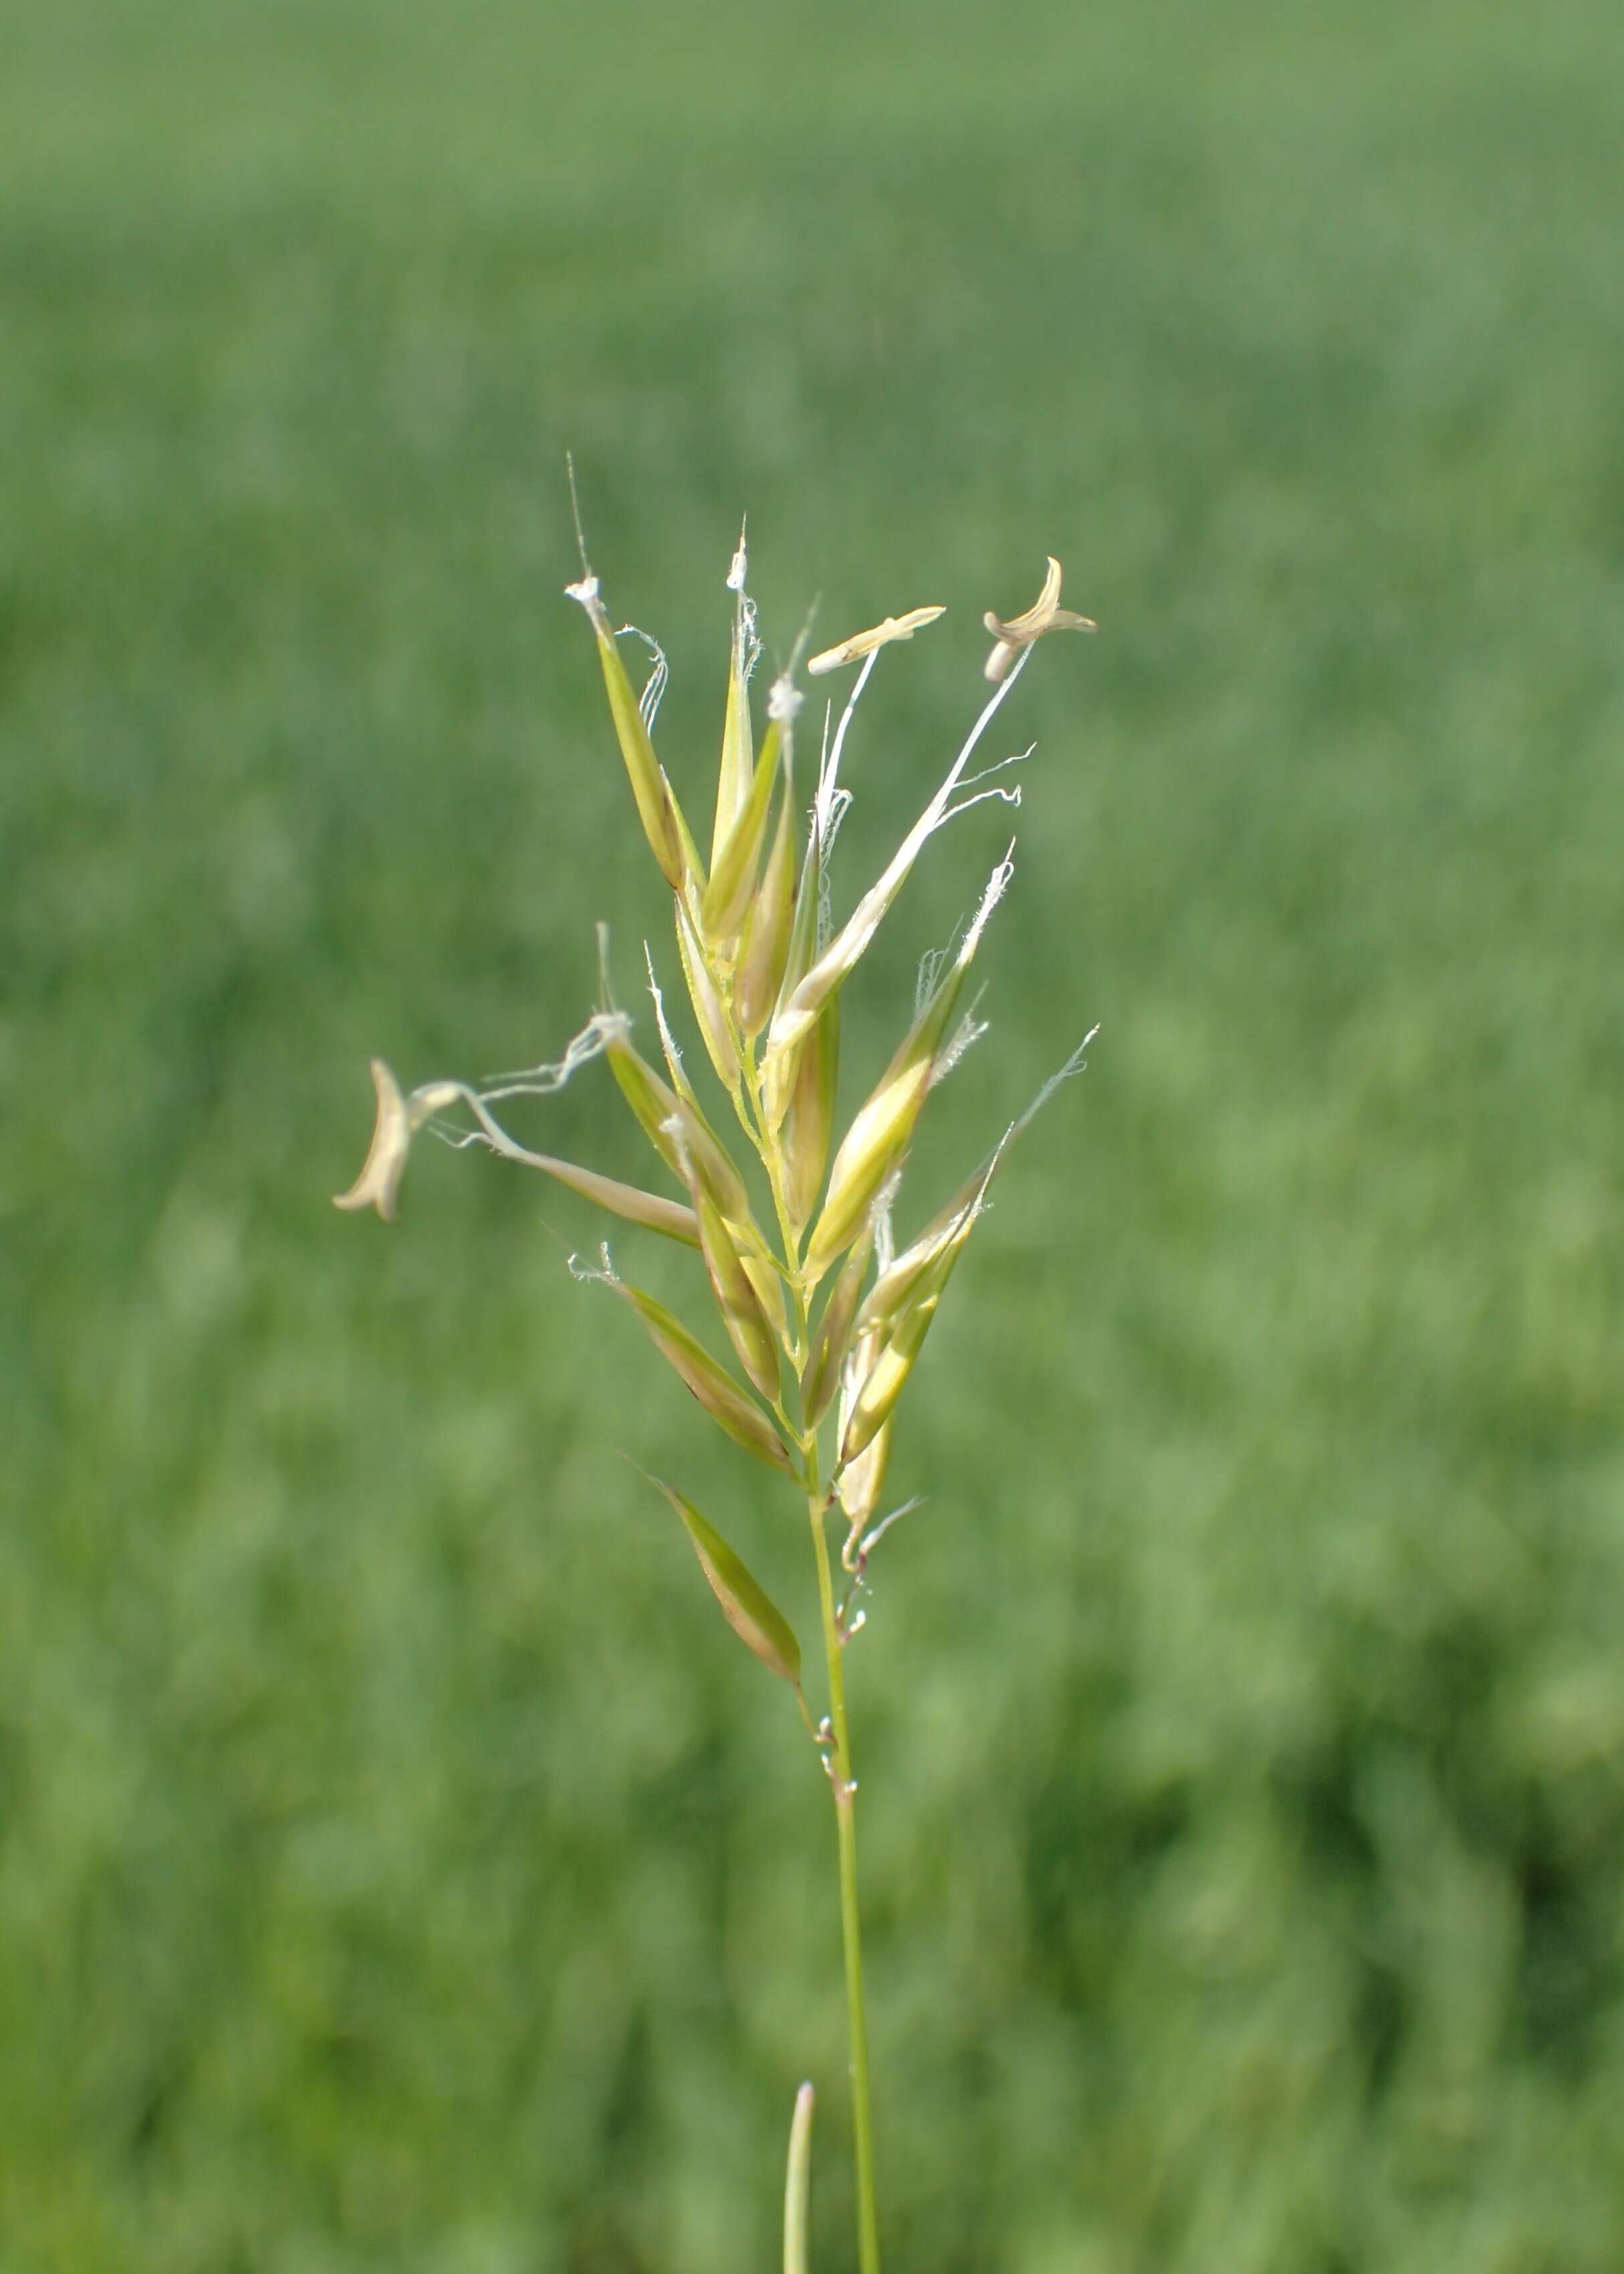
[3,1,1623,2267]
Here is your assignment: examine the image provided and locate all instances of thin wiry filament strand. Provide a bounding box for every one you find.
[778,653,1034,1045]
[817,787,854,946]
[479,1014,617,1102]
[916,844,1014,1016]
[426,1083,570,1163]
[619,627,669,731]
[816,646,879,840]
[1011,1025,1101,1139]
[914,939,953,1016]
[939,784,1023,832]
[860,1497,924,1562]
[643,948,687,1080]
[957,747,1033,796]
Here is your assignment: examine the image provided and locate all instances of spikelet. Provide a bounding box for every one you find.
[800,1225,873,1429]
[669,1129,785,1403]
[837,1032,1101,1456]
[613,1278,793,1473]
[855,1164,989,1336]
[740,1243,791,1347]
[711,534,756,866]
[783,994,839,1237]
[653,1479,803,1689]
[835,1322,892,1531]
[841,1229,967,1467]
[803,850,1011,1283]
[703,715,783,950]
[734,758,797,1039]
[674,896,741,1093]
[760,791,827,1132]
[598,937,748,1221]
[565,573,688,891]
[856,1031,1097,1335]
[602,1016,750,1224]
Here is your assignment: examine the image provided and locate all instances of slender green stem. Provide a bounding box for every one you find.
[712,935,880,2270]
[808,1470,882,2274]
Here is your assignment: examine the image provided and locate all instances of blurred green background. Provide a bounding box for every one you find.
[4,0,1623,2267]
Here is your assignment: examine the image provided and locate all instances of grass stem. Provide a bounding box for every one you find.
[809,1472,882,2274]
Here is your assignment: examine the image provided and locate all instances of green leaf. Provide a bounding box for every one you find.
[653,1479,803,1687]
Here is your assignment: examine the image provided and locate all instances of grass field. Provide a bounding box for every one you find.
[3,1,1624,2269]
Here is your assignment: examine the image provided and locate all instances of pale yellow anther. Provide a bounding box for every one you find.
[807,606,946,677]
[982,556,1096,683]
[333,1059,410,1221]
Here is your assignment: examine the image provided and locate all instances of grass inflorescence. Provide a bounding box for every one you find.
[337,532,1096,2269]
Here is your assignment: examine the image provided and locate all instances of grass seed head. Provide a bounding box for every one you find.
[343,541,1093,1628]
